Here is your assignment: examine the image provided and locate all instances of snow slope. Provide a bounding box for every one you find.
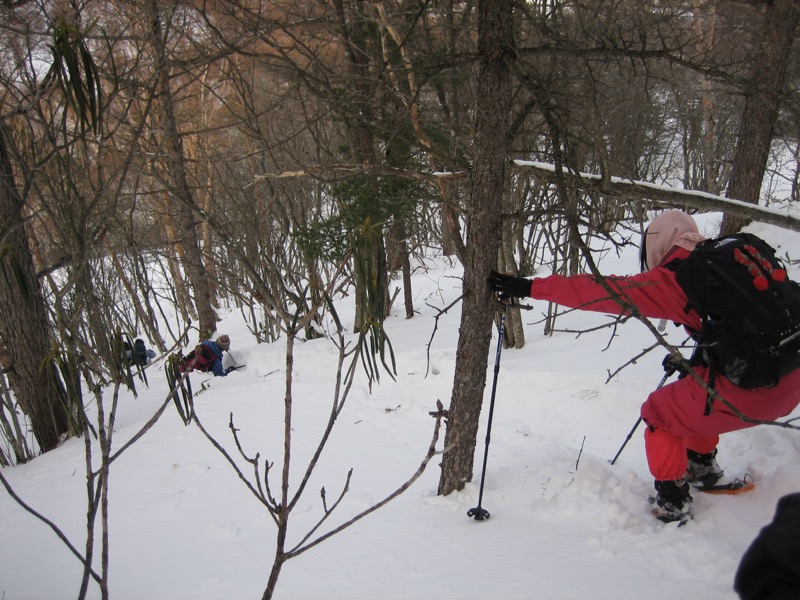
[2,215,799,600]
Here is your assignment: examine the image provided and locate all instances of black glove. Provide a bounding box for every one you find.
[662,353,687,377]
[487,270,532,299]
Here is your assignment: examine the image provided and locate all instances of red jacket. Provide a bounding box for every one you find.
[527,247,700,331]
[526,247,800,480]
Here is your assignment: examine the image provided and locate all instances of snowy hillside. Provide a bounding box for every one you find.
[2,214,800,600]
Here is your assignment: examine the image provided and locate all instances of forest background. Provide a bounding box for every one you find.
[3,0,800,598]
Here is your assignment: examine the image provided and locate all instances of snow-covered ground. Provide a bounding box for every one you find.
[2,214,799,600]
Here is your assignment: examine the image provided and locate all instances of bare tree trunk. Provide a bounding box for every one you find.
[0,125,68,453]
[197,75,220,304]
[159,198,196,325]
[147,0,218,339]
[721,0,799,234]
[440,0,467,262]
[128,251,168,351]
[694,0,721,195]
[201,174,219,304]
[0,371,32,464]
[438,0,514,496]
[387,218,415,319]
[109,250,163,348]
[441,196,466,261]
[499,222,525,348]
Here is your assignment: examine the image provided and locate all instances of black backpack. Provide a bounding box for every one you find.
[671,232,800,389]
[133,338,148,366]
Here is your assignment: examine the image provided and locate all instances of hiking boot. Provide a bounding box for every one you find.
[652,478,693,524]
[686,449,724,489]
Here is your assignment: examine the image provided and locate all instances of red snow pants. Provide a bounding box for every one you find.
[641,365,800,481]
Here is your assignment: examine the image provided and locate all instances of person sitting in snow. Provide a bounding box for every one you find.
[123,338,156,367]
[180,334,235,377]
[487,210,800,523]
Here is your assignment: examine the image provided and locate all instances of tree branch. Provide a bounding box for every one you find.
[284,399,450,560]
[0,470,102,584]
[513,160,800,233]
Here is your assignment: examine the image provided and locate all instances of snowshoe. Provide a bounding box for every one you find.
[693,473,755,495]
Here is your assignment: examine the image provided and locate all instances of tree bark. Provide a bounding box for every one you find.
[0,125,68,453]
[147,0,218,339]
[438,0,514,496]
[721,0,799,235]
[159,196,196,326]
[499,222,525,349]
[694,0,722,195]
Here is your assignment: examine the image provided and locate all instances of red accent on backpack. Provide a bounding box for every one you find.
[179,344,215,373]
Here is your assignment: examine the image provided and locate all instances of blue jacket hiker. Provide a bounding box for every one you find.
[181,335,232,376]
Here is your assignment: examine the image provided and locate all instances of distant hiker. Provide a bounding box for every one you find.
[179,335,234,377]
[133,338,156,366]
[488,210,800,524]
[123,338,156,367]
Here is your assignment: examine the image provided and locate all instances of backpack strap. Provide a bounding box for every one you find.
[666,254,720,410]
[704,366,717,415]
[664,257,695,317]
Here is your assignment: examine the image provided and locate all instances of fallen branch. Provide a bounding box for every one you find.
[513,160,800,233]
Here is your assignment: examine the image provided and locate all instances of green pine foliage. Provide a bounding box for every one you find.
[294,174,417,263]
[48,16,103,135]
[295,174,417,386]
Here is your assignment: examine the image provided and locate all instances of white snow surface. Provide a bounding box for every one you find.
[2,215,800,600]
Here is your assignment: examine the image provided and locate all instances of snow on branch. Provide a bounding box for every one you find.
[512,160,800,233]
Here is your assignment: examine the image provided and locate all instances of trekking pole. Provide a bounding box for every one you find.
[222,350,247,374]
[468,311,506,521]
[607,419,643,466]
[608,357,679,466]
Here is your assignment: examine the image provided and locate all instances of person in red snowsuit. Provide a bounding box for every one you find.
[488,210,800,522]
